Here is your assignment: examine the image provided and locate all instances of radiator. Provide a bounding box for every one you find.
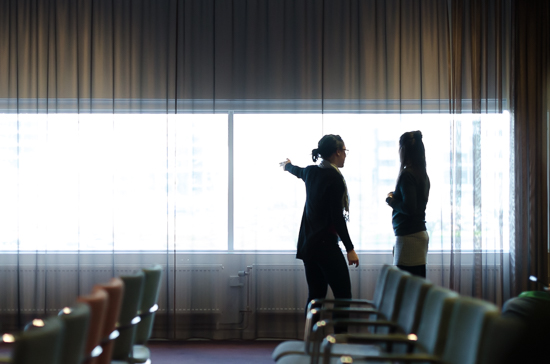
[250,264,385,313]
[168,264,223,314]
[0,264,223,315]
[251,265,307,313]
[0,264,501,317]
[248,264,502,313]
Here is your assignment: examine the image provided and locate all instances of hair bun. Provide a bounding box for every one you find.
[413,131,423,139]
[311,148,320,162]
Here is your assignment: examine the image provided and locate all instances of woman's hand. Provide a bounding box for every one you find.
[347,250,359,267]
[386,192,394,205]
[279,158,291,170]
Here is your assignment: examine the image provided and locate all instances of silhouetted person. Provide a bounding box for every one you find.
[281,134,359,320]
[386,131,430,278]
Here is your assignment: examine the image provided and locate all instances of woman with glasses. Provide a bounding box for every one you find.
[386,130,430,278]
[280,134,359,316]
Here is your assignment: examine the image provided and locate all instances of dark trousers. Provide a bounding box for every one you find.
[303,239,352,332]
[397,264,426,278]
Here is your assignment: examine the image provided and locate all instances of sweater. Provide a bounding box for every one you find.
[387,168,430,236]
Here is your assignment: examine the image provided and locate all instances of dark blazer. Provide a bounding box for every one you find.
[285,163,354,260]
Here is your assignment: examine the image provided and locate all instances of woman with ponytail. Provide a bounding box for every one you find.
[280,134,359,316]
[386,131,430,278]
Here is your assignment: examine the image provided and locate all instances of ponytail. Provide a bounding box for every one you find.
[312,148,320,162]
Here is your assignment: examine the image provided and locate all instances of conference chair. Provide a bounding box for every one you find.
[276,274,434,364]
[111,271,145,364]
[272,265,399,361]
[95,278,124,364]
[0,316,64,364]
[131,265,163,363]
[78,286,109,364]
[58,302,91,364]
[322,295,498,364]
[274,267,410,362]
[498,292,550,363]
[307,264,396,318]
[476,314,526,364]
[325,285,459,360]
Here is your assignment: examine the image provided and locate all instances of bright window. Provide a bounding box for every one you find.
[235,113,511,252]
[0,114,227,252]
[0,112,510,252]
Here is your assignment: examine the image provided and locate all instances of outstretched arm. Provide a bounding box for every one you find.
[279,158,291,169]
[280,159,306,180]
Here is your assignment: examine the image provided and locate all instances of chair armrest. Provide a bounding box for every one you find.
[331,332,420,350]
[322,337,441,364]
[317,307,383,317]
[137,304,158,320]
[307,319,404,352]
[306,318,393,356]
[99,313,140,346]
[308,298,376,311]
[314,318,401,332]
[81,344,103,363]
[116,316,141,332]
[335,353,443,364]
[331,318,402,332]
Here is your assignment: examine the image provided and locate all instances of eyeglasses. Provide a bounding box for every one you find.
[341,148,349,153]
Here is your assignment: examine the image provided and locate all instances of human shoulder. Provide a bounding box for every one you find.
[303,164,341,181]
[294,164,322,177]
[398,168,418,184]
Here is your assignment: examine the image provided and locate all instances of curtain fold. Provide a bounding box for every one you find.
[511,0,550,296]
[449,0,512,303]
[0,0,546,340]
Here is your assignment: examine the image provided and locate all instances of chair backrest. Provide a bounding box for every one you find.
[441,296,499,364]
[77,286,109,364]
[476,314,526,364]
[394,275,432,334]
[58,302,91,364]
[11,317,65,364]
[94,277,124,364]
[415,286,459,356]
[371,264,396,309]
[497,294,550,363]
[374,268,410,332]
[111,270,145,361]
[134,264,163,345]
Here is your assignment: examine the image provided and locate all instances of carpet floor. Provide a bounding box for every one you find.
[147,340,283,364]
[0,339,284,363]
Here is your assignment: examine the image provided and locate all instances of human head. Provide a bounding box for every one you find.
[399,130,426,171]
[312,134,346,167]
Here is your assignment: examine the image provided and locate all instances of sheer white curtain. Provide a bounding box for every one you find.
[0,0,523,339]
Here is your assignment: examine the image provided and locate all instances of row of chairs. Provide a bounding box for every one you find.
[272,264,530,364]
[0,265,163,364]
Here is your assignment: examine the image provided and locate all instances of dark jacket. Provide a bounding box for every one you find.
[387,167,430,236]
[285,163,354,260]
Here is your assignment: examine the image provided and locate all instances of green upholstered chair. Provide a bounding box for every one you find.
[111,271,145,364]
[319,295,498,364]
[0,317,65,364]
[131,265,163,363]
[272,265,403,361]
[58,303,91,364]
